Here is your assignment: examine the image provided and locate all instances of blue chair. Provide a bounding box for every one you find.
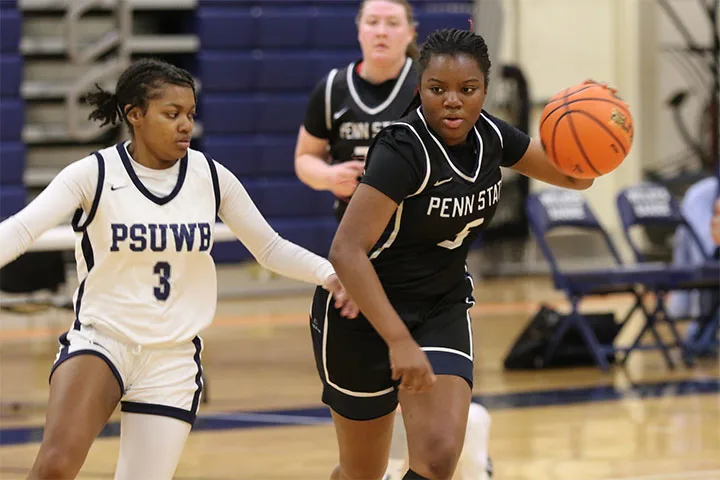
[616,184,705,263]
[616,184,720,362]
[527,189,693,370]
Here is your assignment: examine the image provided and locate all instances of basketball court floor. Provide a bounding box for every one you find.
[0,274,718,480]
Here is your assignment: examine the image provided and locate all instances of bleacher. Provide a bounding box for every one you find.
[0,0,25,219]
[2,0,475,265]
[197,0,475,262]
[12,0,199,198]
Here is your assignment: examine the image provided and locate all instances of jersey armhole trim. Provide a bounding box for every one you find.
[392,122,431,198]
[72,151,105,232]
[203,154,221,216]
[324,68,339,132]
[480,112,504,148]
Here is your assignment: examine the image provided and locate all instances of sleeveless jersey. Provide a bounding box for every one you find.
[364,107,524,304]
[71,142,220,347]
[324,58,418,164]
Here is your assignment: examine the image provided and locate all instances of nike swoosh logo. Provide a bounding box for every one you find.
[433,177,453,187]
[110,185,128,191]
[333,107,349,121]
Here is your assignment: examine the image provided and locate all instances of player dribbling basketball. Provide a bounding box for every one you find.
[311,28,611,480]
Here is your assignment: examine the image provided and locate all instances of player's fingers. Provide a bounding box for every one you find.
[339,162,364,175]
[404,369,426,394]
[332,289,347,308]
[341,302,359,319]
[337,299,355,318]
[419,370,437,393]
[410,362,435,392]
[346,160,366,169]
[399,374,416,393]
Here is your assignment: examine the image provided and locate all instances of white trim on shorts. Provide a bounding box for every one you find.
[321,294,395,398]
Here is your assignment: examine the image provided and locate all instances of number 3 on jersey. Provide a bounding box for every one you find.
[438,218,485,250]
[153,261,171,301]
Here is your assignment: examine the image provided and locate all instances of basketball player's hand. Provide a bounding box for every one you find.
[712,198,720,246]
[583,78,617,95]
[389,338,436,394]
[328,161,365,198]
[323,274,360,318]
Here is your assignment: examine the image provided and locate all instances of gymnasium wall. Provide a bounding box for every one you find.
[653,2,719,179]
[494,0,717,243]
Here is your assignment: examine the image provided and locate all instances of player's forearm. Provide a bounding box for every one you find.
[0,172,84,268]
[329,243,412,345]
[256,233,335,286]
[0,217,34,268]
[512,139,594,191]
[295,154,333,191]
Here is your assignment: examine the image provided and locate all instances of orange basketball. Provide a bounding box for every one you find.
[539,81,634,179]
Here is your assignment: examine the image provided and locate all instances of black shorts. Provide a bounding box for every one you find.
[310,287,474,421]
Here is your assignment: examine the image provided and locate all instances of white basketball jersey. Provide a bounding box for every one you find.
[72,143,220,347]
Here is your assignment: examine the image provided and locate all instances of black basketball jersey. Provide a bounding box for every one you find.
[361,107,531,304]
[323,58,418,164]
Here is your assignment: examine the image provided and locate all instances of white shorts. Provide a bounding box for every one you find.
[51,321,204,425]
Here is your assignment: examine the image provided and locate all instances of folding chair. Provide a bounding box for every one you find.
[527,189,690,371]
[616,184,720,363]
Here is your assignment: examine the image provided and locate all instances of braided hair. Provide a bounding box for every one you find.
[403,28,491,115]
[87,58,196,134]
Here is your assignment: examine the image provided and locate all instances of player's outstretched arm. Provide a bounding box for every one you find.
[0,158,96,268]
[215,162,358,317]
[510,138,594,190]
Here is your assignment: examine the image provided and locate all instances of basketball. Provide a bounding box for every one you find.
[539,81,634,179]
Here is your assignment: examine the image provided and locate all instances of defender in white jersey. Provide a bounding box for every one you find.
[0,59,358,480]
[72,143,221,347]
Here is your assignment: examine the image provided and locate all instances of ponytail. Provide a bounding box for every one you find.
[405,26,419,61]
[87,84,122,127]
[406,39,419,61]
